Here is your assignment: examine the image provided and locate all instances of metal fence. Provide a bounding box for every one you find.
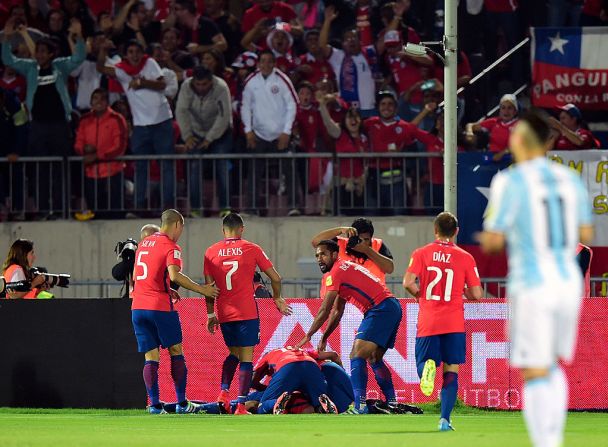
[0,153,444,219]
[47,277,608,299]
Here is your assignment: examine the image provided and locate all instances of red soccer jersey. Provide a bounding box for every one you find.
[204,238,273,323]
[295,104,322,152]
[407,241,481,337]
[364,117,417,169]
[296,53,335,85]
[387,54,424,97]
[132,232,183,312]
[554,127,597,150]
[479,117,518,153]
[254,347,318,376]
[241,2,297,48]
[356,6,374,48]
[324,259,393,314]
[484,0,518,12]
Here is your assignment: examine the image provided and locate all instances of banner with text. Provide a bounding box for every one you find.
[155,298,608,410]
[531,27,608,110]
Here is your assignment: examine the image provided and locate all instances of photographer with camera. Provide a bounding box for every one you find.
[311,218,394,284]
[2,239,48,299]
[113,224,178,299]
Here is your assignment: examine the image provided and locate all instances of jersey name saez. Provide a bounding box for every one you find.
[131,232,182,312]
[254,348,318,376]
[407,241,481,337]
[204,238,273,323]
[324,259,392,313]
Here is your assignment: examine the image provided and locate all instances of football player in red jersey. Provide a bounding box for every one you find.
[252,347,337,414]
[131,209,219,414]
[403,212,482,430]
[297,239,402,413]
[204,212,292,414]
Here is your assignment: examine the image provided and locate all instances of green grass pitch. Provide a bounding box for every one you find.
[0,407,606,447]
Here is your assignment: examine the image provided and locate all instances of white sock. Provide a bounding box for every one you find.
[523,375,552,447]
[547,366,568,447]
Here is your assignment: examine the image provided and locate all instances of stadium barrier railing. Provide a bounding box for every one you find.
[46,277,608,299]
[1,153,444,219]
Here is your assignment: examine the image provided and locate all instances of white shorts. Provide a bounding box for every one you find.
[509,279,583,369]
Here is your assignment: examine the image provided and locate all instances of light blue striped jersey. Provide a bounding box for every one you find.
[483,157,593,290]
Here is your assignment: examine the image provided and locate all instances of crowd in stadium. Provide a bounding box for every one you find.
[0,0,606,221]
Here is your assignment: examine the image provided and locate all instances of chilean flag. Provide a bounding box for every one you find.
[531,27,608,111]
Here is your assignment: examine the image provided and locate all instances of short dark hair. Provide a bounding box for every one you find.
[317,239,339,253]
[434,212,458,238]
[297,81,314,93]
[91,88,109,101]
[342,28,359,41]
[192,65,213,81]
[127,1,144,20]
[35,38,58,56]
[125,39,144,52]
[519,109,551,146]
[222,212,244,230]
[176,0,196,14]
[351,217,374,237]
[258,49,275,62]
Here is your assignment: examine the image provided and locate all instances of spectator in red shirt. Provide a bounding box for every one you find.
[549,103,598,151]
[364,90,418,214]
[294,28,335,86]
[0,66,26,102]
[466,94,519,161]
[74,88,128,220]
[580,0,608,25]
[241,0,302,51]
[318,91,368,213]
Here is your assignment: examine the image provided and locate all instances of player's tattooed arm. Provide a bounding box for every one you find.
[319,298,346,351]
[311,227,357,248]
[296,291,338,348]
[403,272,420,302]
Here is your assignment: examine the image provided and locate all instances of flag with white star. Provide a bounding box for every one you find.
[531,27,608,111]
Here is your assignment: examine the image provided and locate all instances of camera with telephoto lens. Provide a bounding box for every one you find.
[0,276,32,294]
[115,238,138,263]
[30,267,71,288]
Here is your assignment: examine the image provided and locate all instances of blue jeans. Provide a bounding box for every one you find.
[131,119,175,210]
[189,131,232,211]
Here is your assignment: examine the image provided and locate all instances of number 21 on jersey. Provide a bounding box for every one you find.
[425,266,453,301]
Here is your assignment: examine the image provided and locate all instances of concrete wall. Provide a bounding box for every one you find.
[0,216,435,298]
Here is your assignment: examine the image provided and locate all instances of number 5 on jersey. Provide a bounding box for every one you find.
[223,261,239,291]
[136,251,149,280]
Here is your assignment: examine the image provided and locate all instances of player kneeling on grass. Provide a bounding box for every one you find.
[131,209,219,414]
[403,212,482,431]
[204,212,292,415]
[297,240,402,414]
[251,347,338,414]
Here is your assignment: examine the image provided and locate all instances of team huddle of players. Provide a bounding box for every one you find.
[130,207,480,428]
[130,110,592,446]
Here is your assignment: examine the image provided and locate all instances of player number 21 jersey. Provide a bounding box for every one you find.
[407,240,480,337]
